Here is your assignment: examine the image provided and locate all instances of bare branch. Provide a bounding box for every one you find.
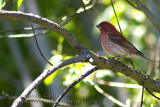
[0,30,50,38]
[1,10,160,106]
[0,27,46,34]
[0,10,82,52]
[80,0,86,11]
[26,98,70,106]
[87,79,126,107]
[126,0,160,31]
[0,9,159,93]
[59,0,98,26]
[0,95,70,107]
[140,87,144,107]
[125,0,139,10]
[11,55,88,107]
[95,78,141,88]
[95,57,160,93]
[53,67,99,107]
[0,0,98,39]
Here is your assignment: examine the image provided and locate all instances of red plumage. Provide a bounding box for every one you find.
[96,21,152,62]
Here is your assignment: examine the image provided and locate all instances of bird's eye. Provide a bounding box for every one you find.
[100,25,103,28]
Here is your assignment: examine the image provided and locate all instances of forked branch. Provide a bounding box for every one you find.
[0,10,159,107]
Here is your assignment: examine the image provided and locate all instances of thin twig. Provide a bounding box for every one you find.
[11,55,87,107]
[145,88,160,100]
[111,1,145,106]
[31,23,53,65]
[127,0,160,31]
[80,0,86,10]
[111,0,123,34]
[1,10,160,93]
[0,27,46,34]
[60,15,76,26]
[111,0,135,69]
[87,79,126,107]
[58,0,98,26]
[26,98,70,106]
[0,0,97,39]
[0,95,70,107]
[0,30,50,38]
[128,58,135,69]
[140,86,144,107]
[25,0,53,66]
[125,0,139,10]
[96,79,141,88]
[53,67,99,107]
[58,13,77,24]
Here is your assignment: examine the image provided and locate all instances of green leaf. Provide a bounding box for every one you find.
[44,69,61,85]
[17,0,23,9]
[44,54,63,85]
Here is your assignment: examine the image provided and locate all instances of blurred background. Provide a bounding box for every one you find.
[0,0,160,107]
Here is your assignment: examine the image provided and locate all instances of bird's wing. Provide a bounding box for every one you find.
[108,32,144,55]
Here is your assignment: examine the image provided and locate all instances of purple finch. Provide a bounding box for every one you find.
[96,21,152,62]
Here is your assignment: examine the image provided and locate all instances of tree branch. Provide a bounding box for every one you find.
[96,57,160,93]
[87,79,126,107]
[0,30,50,38]
[126,0,160,31]
[53,67,99,107]
[0,10,83,52]
[58,0,97,26]
[11,55,88,107]
[0,10,159,106]
[0,95,70,107]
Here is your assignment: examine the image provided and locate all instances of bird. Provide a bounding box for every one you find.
[96,21,152,62]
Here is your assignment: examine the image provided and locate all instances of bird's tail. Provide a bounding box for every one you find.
[130,50,154,63]
[140,54,154,63]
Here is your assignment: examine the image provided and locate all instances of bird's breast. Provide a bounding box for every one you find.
[101,34,127,56]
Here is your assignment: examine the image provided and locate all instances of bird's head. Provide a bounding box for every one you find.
[96,21,117,33]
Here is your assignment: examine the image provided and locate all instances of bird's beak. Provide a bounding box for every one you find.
[96,24,101,29]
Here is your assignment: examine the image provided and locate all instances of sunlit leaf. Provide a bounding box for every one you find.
[44,69,60,85]
[44,54,63,85]
[17,0,23,9]
[101,0,111,4]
